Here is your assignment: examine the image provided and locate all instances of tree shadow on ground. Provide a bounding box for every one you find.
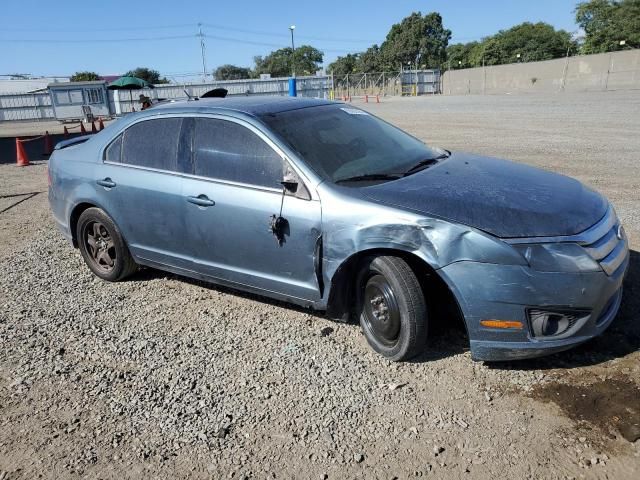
[127,250,638,368]
[129,262,469,361]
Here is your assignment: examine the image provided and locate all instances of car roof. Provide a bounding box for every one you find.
[148,96,337,116]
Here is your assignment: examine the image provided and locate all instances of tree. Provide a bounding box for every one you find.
[70,71,100,82]
[327,53,359,75]
[254,45,323,77]
[357,45,383,72]
[576,0,640,53]
[327,46,383,75]
[445,42,482,69]
[123,67,169,84]
[482,22,575,65]
[378,12,451,70]
[214,64,252,80]
[446,22,576,68]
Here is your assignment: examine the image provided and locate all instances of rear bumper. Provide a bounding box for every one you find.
[48,188,74,245]
[439,251,629,362]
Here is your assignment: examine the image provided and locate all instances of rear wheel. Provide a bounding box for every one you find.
[76,208,137,281]
[356,256,428,361]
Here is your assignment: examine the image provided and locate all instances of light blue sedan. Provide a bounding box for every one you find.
[48,97,629,361]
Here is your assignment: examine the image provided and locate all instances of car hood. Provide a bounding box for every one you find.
[361,152,608,238]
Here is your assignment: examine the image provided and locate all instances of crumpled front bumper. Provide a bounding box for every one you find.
[439,251,629,361]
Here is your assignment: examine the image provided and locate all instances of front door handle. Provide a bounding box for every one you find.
[187,194,215,207]
[97,178,116,188]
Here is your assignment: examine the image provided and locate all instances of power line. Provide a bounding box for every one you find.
[0,33,354,53]
[202,34,353,53]
[1,21,376,44]
[0,34,197,43]
[0,23,198,32]
[201,22,376,43]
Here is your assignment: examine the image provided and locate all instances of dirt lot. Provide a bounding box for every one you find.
[1,91,639,479]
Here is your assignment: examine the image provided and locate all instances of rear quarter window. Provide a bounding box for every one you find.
[121,118,182,171]
[104,134,122,163]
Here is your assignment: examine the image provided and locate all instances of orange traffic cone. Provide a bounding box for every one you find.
[91,121,97,133]
[63,126,69,139]
[43,131,53,155]
[98,118,105,131]
[16,138,30,167]
[80,122,87,134]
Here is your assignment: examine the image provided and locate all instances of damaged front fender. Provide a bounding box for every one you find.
[317,185,527,317]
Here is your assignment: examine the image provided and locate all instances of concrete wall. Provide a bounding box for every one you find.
[442,49,640,95]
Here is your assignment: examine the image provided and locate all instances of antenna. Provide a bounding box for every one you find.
[198,23,207,82]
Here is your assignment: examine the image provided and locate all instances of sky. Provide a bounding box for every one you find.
[1,0,579,80]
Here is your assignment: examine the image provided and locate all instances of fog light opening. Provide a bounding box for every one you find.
[527,309,589,338]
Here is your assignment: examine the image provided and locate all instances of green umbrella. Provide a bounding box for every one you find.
[108,76,154,112]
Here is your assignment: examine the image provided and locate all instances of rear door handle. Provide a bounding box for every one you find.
[97,178,116,188]
[187,195,215,207]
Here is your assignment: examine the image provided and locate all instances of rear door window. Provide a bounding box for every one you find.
[193,118,283,188]
[122,118,182,172]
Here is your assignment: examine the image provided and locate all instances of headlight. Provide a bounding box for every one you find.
[512,243,601,273]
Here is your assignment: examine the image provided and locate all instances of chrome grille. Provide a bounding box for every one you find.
[580,208,628,276]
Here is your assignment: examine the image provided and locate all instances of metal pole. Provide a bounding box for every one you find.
[604,52,613,91]
[482,56,486,95]
[560,45,570,92]
[198,23,207,82]
[290,27,296,78]
[330,73,335,100]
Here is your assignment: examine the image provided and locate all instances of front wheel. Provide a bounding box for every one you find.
[356,256,428,361]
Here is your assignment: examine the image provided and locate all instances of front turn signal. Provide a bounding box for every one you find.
[480,319,524,330]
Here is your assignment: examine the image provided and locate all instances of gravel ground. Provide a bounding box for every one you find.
[1,91,639,479]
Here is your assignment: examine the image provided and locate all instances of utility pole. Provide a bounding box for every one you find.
[198,23,207,82]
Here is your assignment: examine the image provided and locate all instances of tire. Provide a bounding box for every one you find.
[356,256,428,361]
[76,207,137,282]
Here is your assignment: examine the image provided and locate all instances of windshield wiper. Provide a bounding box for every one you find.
[403,150,451,176]
[334,173,403,184]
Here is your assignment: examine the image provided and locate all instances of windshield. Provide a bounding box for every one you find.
[260,104,444,183]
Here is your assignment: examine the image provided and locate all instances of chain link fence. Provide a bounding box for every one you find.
[330,70,440,99]
[0,92,53,122]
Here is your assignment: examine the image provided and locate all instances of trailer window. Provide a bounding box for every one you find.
[54,89,84,105]
[86,88,104,104]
